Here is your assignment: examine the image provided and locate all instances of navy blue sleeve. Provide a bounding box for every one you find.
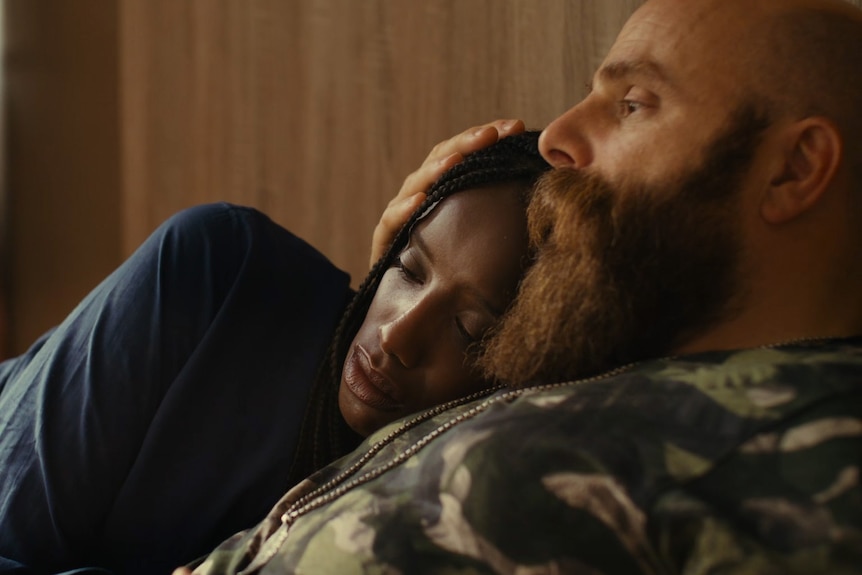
[0,203,352,574]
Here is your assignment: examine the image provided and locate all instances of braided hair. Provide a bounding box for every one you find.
[286,130,550,486]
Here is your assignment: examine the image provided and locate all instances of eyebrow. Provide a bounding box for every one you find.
[596,59,673,87]
[410,229,507,318]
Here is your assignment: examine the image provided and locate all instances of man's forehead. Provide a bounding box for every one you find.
[600,0,755,87]
[615,0,760,49]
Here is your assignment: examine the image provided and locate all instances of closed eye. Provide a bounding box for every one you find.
[393,254,422,285]
[455,317,479,345]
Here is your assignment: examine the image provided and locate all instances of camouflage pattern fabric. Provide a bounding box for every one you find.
[192,338,862,574]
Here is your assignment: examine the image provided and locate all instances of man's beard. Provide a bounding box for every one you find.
[481,106,770,386]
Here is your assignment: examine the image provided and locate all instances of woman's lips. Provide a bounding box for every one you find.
[343,346,404,411]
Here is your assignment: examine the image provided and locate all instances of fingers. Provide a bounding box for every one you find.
[369,190,427,267]
[425,119,525,166]
[172,568,193,575]
[400,119,526,211]
[395,119,526,212]
[369,119,525,267]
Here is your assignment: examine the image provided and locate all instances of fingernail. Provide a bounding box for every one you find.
[500,120,517,132]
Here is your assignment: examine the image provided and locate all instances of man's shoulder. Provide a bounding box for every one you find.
[352,336,862,501]
[488,337,862,481]
[194,338,862,573]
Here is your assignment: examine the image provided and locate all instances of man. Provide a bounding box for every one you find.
[183,0,862,572]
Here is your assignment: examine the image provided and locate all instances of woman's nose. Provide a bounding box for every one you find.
[378,302,428,369]
[538,103,594,169]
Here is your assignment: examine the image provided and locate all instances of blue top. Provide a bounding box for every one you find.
[0,203,353,574]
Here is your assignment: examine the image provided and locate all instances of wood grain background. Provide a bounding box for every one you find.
[4,0,859,354]
[117,1,639,278]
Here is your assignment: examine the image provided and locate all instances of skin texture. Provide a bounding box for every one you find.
[537,0,862,357]
[341,184,530,437]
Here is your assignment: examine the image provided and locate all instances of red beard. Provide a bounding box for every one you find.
[481,106,768,386]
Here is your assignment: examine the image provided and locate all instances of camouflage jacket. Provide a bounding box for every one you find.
[192,338,862,574]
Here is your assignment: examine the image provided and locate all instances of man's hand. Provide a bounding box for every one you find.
[172,568,193,575]
[369,119,526,267]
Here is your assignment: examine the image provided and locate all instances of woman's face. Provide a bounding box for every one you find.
[339,184,531,437]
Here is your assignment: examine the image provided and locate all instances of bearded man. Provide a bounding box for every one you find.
[184,0,862,572]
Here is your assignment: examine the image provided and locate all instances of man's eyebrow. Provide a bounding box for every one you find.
[596,59,673,86]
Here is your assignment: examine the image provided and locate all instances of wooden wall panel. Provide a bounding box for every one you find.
[119,0,641,287]
[4,0,120,354]
[10,0,859,354]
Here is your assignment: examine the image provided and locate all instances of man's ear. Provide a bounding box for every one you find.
[760,117,843,224]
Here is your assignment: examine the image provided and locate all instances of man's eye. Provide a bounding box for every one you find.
[618,100,642,117]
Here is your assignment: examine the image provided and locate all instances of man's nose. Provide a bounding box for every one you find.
[378,300,429,369]
[539,103,594,169]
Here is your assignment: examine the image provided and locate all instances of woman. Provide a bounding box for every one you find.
[291,128,548,482]
[0,127,548,574]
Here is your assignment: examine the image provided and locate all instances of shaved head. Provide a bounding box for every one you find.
[750,0,862,166]
[655,0,862,175]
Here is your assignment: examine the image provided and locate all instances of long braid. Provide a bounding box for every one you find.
[286,130,550,486]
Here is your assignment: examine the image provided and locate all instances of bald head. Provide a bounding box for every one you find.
[749,0,862,168]
[633,0,862,176]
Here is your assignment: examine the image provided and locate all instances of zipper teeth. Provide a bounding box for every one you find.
[279,336,837,527]
[281,361,637,526]
[282,385,504,518]
[248,337,843,571]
